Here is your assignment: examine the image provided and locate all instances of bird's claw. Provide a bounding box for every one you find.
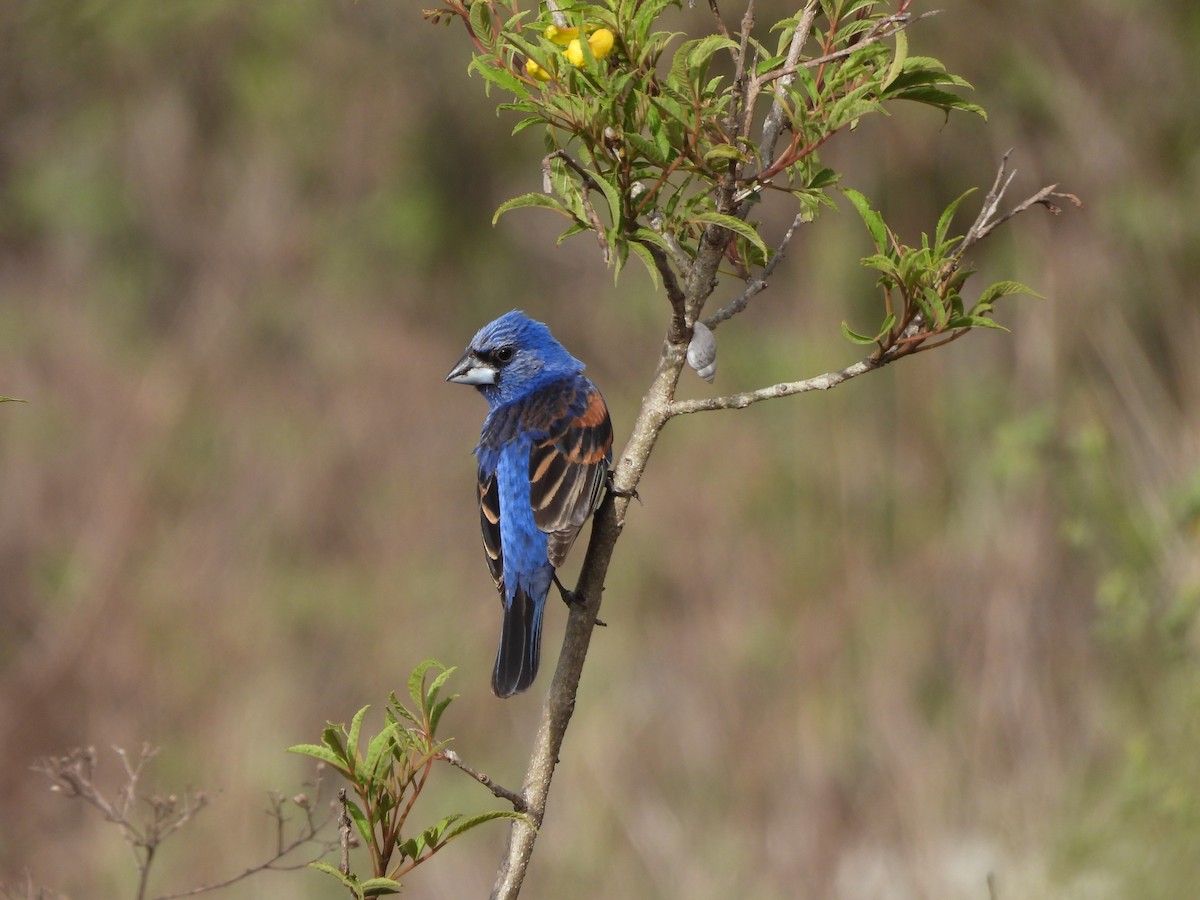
[605,472,641,504]
[553,574,607,627]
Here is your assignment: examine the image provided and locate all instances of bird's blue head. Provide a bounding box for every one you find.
[446,310,585,407]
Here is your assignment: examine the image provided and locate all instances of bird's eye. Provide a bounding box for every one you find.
[493,347,515,365]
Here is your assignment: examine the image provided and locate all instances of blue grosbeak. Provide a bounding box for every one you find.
[447,311,613,697]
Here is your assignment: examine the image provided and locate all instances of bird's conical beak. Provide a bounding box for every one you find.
[446,351,497,386]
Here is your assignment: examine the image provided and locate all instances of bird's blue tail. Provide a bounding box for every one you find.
[493,587,543,698]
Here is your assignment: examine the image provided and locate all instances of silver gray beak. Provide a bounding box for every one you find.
[446,351,497,386]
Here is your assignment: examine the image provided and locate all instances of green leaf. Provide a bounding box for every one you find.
[467,57,530,101]
[883,28,908,90]
[442,809,530,842]
[429,696,455,738]
[492,192,573,224]
[626,240,661,290]
[397,834,425,862]
[923,286,949,329]
[682,35,739,70]
[644,104,671,168]
[808,167,840,190]
[309,862,365,900]
[408,660,439,710]
[360,877,404,897]
[843,189,888,252]
[703,144,748,166]
[977,280,1044,304]
[286,743,349,771]
[888,85,986,120]
[511,115,546,136]
[626,133,669,168]
[364,723,398,784]
[585,169,623,230]
[841,322,877,345]
[322,725,348,764]
[0,396,26,403]
[690,211,767,257]
[347,706,369,760]
[947,315,1010,331]
[935,188,976,249]
[345,797,374,850]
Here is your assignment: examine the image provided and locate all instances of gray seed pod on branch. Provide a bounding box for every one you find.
[686,320,717,382]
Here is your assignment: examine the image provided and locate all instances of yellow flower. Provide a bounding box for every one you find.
[544,25,580,46]
[565,28,614,67]
[525,58,552,81]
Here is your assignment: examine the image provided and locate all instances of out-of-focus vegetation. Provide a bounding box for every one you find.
[1,1,1197,898]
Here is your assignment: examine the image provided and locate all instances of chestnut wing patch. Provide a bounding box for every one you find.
[529,386,613,568]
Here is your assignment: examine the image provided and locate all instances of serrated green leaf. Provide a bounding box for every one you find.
[644,103,671,167]
[322,725,348,763]
[978,280,1044,304]
[923,286,949,329]
[626,133,667,168]
[883,28,908,90]
[467,0,490,44]
[309,862,364,899]
[364,723,398,784]
[843,189,888,252]
[808,167,840,190]
[443,809,531,842]
[557,222,590,244]
[841,322,877,345]
[360,877,403,897]
[683,35,739,71]
[286,743,349,771]
[467,58,531,101]
[690,211,766,257]
[492,192,573,225]
[347,706,369,759]
[397,835,420,861]
[425,665,455,708]
[429,696,455,738]
[888,85,986,120]
[511,115,546,136]
[935,188,976,249]
[627,240,661,290]
[390,693,418,726]
[585,169,622,230]
[947,315,1010,331]
[703,144,748,166]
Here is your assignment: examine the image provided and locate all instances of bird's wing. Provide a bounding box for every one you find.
[527,379,613,568]
[477,465,504,594]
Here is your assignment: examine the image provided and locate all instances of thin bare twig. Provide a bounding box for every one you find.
[441,750,527,812]
[338,789,353,877]
[960,150,1081,253]
[707,0,731,41]
[33,746,335,900]
[704,212,806,330]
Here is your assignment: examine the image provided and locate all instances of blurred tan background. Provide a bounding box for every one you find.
[2,1,1198,898]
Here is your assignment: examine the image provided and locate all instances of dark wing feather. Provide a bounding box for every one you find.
[529,383,613,567]
[477,467,503,593]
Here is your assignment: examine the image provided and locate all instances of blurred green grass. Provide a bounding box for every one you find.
[2,1,1198,897]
